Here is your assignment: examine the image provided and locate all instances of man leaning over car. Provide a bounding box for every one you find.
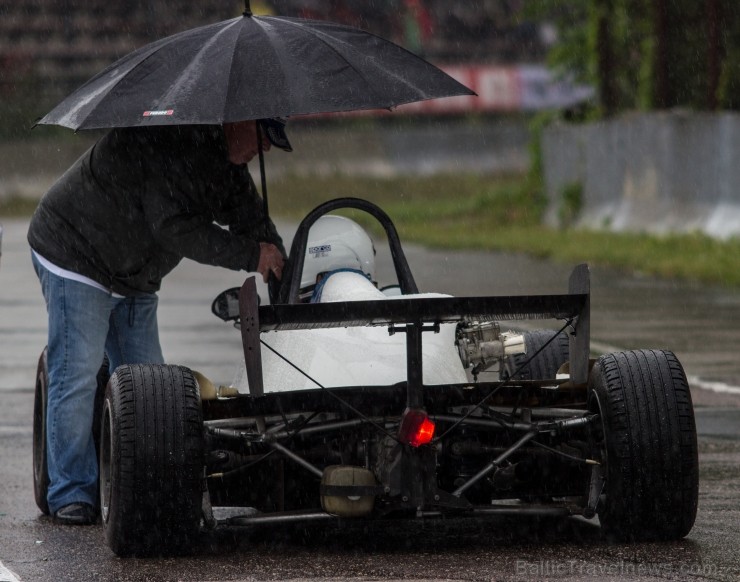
[27,118,290,524]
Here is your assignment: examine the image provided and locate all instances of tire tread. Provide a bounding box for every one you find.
[104,363,203,557]
[592,350,698,541]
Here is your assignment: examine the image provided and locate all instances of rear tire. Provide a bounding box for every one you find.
[32,349,50,515]
[589,350,698,541]
[100,364,204,557]
[33,348,108,515]
[502,329,569,381]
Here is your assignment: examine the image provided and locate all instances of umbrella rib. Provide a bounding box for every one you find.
[45,39,170,129]
[269,18,402,110]
[71,20,238,129]
[226,17,294,121]
[273,17,472,109]
[156,20,242,121]
[221,16,245,121]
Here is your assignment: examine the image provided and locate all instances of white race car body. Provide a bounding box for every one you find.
[233,271,468,392]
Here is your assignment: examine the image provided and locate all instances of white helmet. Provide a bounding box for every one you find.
[300,215,376,291]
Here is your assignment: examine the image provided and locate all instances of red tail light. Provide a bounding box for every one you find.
[398,408,436,447]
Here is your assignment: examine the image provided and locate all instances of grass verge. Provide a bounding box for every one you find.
[268,172,740,289]
[4,172,740,288]
[0,196,39,217]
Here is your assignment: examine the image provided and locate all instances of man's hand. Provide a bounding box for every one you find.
[257,242,285,283]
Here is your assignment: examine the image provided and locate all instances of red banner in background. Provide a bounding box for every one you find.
[305,65,594,118]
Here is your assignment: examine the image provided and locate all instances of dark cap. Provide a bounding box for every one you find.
[259,117,292,152]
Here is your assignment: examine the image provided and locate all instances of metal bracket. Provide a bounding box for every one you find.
[567,264,591,385]
[452,430,538,497]
[388,323,440,335]
[239,276,264,397]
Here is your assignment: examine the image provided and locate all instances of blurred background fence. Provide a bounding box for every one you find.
[0,0,570,137]
[542,111,740,239]
[3,1,740,239]
[0,0,580,202]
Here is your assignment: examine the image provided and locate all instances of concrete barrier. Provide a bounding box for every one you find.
[542,111,740,239]
[0,120,530,202]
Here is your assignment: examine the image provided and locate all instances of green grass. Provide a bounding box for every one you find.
[268,172,740,288]
[0,196,39,217]
[6,171,740,288]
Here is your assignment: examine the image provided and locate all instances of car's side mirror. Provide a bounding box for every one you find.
[211,287,243,323]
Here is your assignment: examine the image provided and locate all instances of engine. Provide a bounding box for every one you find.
[455,321,526,378]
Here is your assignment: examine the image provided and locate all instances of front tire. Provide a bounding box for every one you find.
[100,364,204,557]
[589,350,698,541]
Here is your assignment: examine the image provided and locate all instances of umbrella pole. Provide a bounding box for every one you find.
[256,122,269,221]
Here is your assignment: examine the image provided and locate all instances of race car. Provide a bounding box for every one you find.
[33,197,699,556]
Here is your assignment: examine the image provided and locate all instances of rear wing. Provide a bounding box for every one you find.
[239,264,590,396]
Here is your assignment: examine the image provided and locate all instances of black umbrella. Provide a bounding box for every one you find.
[37,3,474,130]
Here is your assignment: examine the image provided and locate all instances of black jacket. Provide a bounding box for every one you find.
[28,125,283,296]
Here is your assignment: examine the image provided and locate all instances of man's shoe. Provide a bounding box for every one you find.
[53,503,96,525]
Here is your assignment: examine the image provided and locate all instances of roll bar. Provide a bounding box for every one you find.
[275,198,419,304]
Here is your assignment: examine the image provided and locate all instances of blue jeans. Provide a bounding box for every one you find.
[32,254,164,513]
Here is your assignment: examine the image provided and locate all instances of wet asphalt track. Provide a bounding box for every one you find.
[1,218,739,581]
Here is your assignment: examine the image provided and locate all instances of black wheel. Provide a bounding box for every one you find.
[100,364,204,557]
[33,349,50,515]
[502,329,569,381]
[32,348,109,515]
[589,349,698,541]
[92,355,111,453]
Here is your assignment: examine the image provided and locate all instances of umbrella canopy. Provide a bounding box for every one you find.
[37,5,474,130]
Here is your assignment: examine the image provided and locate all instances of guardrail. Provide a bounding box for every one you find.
[542,111,740,239]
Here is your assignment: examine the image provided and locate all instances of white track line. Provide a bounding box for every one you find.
[591,341,740,395]
[687,375,740,395]
[0,562,21,582]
